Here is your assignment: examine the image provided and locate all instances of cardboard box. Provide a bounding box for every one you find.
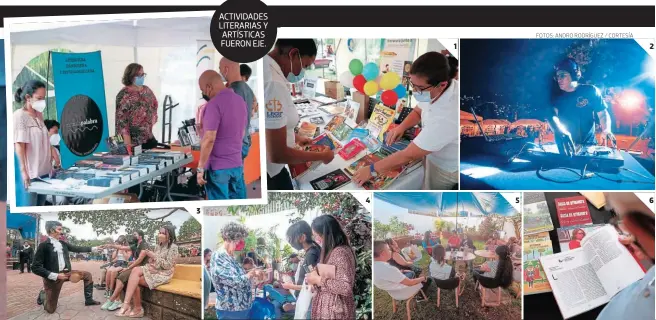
[352,91,370,123]
[324,81,345,100]
[92,193,139,204]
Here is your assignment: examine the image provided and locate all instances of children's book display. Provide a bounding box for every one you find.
[309,169,351,190]
[366,104,396,140]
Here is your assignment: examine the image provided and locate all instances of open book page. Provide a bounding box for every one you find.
[539,226,645,319]
[540,249,610,319]
[580,225,645,297]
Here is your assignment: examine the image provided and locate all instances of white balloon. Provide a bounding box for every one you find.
[339,71,355,88]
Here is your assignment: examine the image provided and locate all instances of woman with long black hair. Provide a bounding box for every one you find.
[473,245,513,288]
[305,215,356,319]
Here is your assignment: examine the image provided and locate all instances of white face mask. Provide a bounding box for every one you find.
[50,134,61,146]
[31,99,47,113]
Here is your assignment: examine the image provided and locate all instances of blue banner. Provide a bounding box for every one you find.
[52,51,109,168]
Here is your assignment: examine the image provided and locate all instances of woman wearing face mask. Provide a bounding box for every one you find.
[13,80,53,206]
[115,63,159,154]
[115,226,178,317]
[210,222,263,319]
[352,51,459,190]
[306,215,356,319]
[264,39,335,190]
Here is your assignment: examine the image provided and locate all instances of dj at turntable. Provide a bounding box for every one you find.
[549,58,616,157]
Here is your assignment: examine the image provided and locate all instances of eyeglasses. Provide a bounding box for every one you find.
[411,83,435,92]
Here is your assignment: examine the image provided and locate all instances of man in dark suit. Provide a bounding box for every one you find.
[19,241,34,273]
[32,221,102,313]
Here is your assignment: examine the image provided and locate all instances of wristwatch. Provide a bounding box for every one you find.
[369,164,378,178]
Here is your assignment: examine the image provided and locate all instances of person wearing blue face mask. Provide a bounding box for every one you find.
[264,39,335,190]
[352,51,459,190]
[115,63,159,154]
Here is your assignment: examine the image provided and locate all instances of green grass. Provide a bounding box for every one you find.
[374,245,521,320]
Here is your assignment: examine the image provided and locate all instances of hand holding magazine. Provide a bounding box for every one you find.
[539,225,645,319]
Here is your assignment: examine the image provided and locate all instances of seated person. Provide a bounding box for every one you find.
[421,231,438,255]
[373,241,429,302]
[447,233,461,250]
[385,238,422,277]
[286,253,300,276]
[429,245,456,280]
[485,233,506,250]
[460,233,476,250]
[473,245,513,288]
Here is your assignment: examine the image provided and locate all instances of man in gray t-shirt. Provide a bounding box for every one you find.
[220,58,255,159]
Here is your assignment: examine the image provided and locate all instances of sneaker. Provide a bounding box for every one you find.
[101,300,113,310]
[107,300,123,311]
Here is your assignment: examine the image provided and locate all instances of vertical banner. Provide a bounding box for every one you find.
[52,51,109,168]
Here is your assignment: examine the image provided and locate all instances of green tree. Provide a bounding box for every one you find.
[178,218,201,242]
[58,209,181,243]
[373,219,390,240]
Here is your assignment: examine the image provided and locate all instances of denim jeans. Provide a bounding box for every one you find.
[205,167,247,200]
[403,271,416,279]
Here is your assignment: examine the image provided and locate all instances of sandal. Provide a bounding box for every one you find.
[115,305,132,317]
[128,308,145,318]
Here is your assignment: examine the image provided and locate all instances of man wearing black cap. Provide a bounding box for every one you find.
[549,58,615,157]
[32,221,103,313]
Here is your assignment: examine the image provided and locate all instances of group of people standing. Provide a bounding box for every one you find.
[12,59,257,205]
[206,214,357,319]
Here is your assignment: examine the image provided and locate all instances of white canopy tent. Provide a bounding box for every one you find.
[8,15,259,141]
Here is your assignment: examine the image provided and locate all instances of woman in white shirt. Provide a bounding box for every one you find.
[429,245,455,280]
[352,51,459,190]
[264,39,334,190]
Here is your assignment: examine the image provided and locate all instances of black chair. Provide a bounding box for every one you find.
[431,276,462,308]
[474,273,504,307]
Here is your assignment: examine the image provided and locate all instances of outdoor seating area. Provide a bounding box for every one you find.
[373,192,522,320]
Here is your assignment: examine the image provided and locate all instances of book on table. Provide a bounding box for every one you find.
[523,234,553,295]
[554,196,593,227]
[523,192,555,235]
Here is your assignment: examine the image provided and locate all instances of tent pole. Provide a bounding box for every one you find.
[455,192,458,233]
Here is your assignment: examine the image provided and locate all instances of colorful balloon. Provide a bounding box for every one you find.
[353,74,366,92]
[363,81,379,96]
[393,83,407,99]
[339,71,355,88]
[349,59,363,75]
[380,72,401,90]
[362,62,379,81]
[381,90,399,106]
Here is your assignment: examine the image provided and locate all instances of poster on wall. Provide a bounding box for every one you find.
[379,39,416,76]
[52,51,109,168]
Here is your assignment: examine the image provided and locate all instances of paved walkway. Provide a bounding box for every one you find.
[7,260,151,320]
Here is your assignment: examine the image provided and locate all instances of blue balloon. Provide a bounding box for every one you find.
[393,84,407,99]
[362,62,379,81]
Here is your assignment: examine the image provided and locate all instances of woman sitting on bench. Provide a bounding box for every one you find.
[115,226,179,318]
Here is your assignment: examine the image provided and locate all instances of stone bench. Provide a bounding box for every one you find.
[140,264,202,320]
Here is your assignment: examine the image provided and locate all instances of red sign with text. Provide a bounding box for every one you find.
[554,196,593,227]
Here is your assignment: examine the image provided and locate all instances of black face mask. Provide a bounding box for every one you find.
[291,240,303,251]
[202,93,210,102]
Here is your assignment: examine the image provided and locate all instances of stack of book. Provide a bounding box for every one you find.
[522,192,555,295]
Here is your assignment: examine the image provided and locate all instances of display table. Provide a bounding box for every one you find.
[293,99,423,190]
[460,150,654,190]
[28,157,193,201]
